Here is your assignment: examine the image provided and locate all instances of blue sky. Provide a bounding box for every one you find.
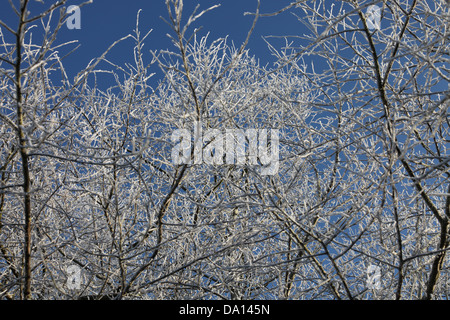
[1,0,301,81]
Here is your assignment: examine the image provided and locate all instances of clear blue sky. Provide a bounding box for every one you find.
[1,0,301,81]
